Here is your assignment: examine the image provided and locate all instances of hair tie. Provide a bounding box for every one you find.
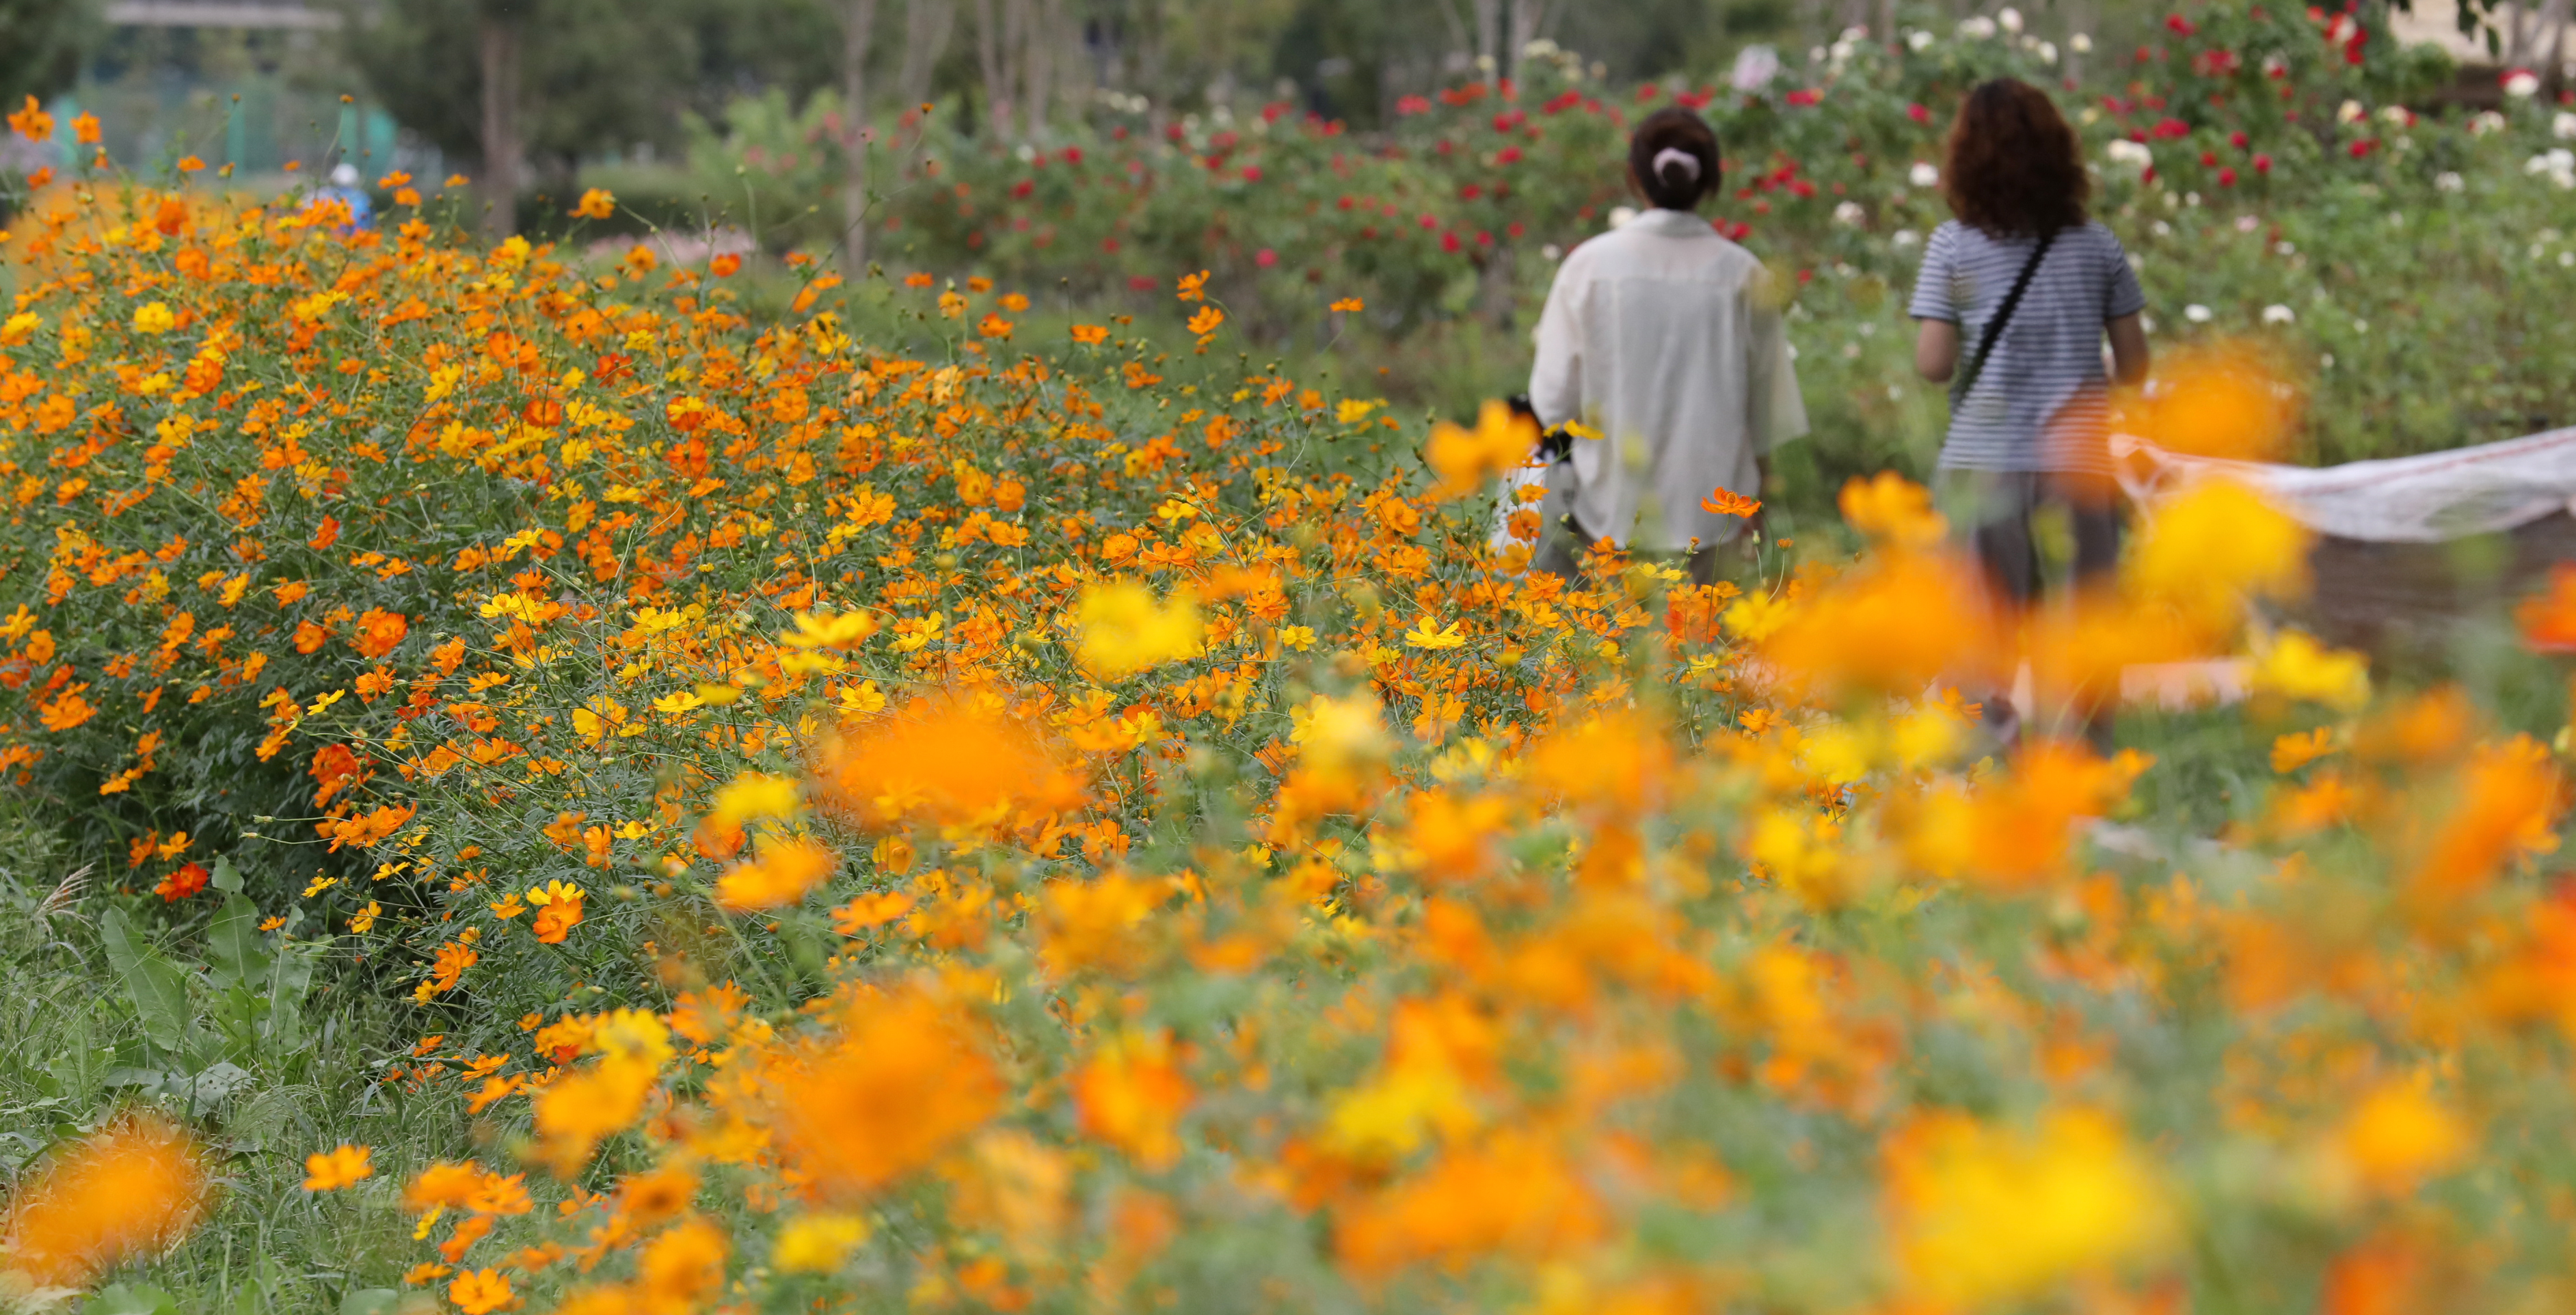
[1650,147,1702,182]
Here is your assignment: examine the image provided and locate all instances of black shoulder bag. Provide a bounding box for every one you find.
[1952,228,2058,406]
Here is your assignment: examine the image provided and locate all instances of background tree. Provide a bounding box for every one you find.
[347,0,836,233]
[0,0,103,106]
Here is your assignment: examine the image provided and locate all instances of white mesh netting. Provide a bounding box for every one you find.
[2115,425,2576,543]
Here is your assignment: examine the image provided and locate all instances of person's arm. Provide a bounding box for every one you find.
[1906,223,1960,383]
[1527,256,1584,429]
[2105,312,2149,386]
[1915,319,1961,383]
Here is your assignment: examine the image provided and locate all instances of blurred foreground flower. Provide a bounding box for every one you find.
[3,1113,207,1288]
[1883,1109,2176,1307]
[1423,401,1538,501]
[761,984,1003,1199]
[2516,563,2576,651]
[2121,343,2303,460]
[810,696,1085,830]
[1076,581,1203,680]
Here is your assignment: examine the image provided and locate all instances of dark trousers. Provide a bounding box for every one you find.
[1953,470,2121,605]
[1943,470,2123,747]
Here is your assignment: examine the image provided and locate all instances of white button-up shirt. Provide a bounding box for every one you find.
[1528,208,1809,553]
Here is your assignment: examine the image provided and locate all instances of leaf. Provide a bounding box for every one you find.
[211,856,244,893]
[179,1061,256,1115]
[207,894,265,993]
[85,1282,181,1315]
[100,908,193,1055]
[267,943,319,1053]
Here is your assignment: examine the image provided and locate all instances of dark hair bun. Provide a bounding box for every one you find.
[1628,107,1721,211]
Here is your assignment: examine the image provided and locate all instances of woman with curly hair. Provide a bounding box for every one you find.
[1911,77,2151,744]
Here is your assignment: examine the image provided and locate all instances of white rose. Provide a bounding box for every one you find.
[2506,70,2540,98]
[2262,304,2295,325]
[1833,200,1866,226]
[2378,105,2411,126]
[2185,304,2213,323]
[2437,171,2464,192]
[1608,206,1638,229]
[1958,15,1997,38]
[2104,139,2154,170]
[1999,6,2024,33]
[2557,112,2576,141]
[2038,40,2059,64]
[2071,32,2093,53]
[2470,111,2508,136]
[2336,99,2365,125]
[1892,229,1920,249]
[1909,161,1940,188]
[1907,29,1935,50]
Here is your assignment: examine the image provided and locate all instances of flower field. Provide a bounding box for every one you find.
[794,1,2575,474]
[3,8,2576,1314]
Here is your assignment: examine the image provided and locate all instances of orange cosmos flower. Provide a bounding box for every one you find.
[1070,323,1109,344]
[8,96,53,143]
[2119,341,2301,461]
[2517,564,2576,652]
[71,111,98,146]
[525,880,586,943]
[714,834,838,912]
[710,253,742,277]
[1175,269,1209,301]
[447,1268,513,1315]
[154,861,210,901]
[1334,1131,1607,1277]
[351,608,408,658]
[571,187,617,219]
[1521,709,1674,822]
[1073,1038,1194,1170]
[1422,399,1538,501]
[6,1113,208,1286]
[638,1217,729,1308]
[2406,737,2562,910]
[1760,551,2000,699]
[762,985,1003,1199]
[977,312,1014,339]
[1837,471,1947,549]
[1700,486,1761,517]
[302,1143,373,1191]
[809,696,1084,830]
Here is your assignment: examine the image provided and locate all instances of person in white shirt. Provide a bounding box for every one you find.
[1527,106,1809,584]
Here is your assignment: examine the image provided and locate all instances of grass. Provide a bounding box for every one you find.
[0,800,461,1312]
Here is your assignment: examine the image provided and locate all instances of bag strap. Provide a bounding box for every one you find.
[1953,227,2059,404]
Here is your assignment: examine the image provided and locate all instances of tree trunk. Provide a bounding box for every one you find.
[972,0,1015,139]
[842,0,881,271]
[477,13,521,241]
[2541,0,2571,89]
[1505,0,1548,78]
[897,0,956,131]
[1023,0,1058,140]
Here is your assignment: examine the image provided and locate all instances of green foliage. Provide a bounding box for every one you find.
[0,0,100,106]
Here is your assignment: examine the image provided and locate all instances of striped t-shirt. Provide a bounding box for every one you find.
[1907,219,2147,473]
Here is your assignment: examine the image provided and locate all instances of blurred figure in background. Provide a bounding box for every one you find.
[312,162,374,232]
[1911,77,2150,744]
[1527,105,1808,586]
